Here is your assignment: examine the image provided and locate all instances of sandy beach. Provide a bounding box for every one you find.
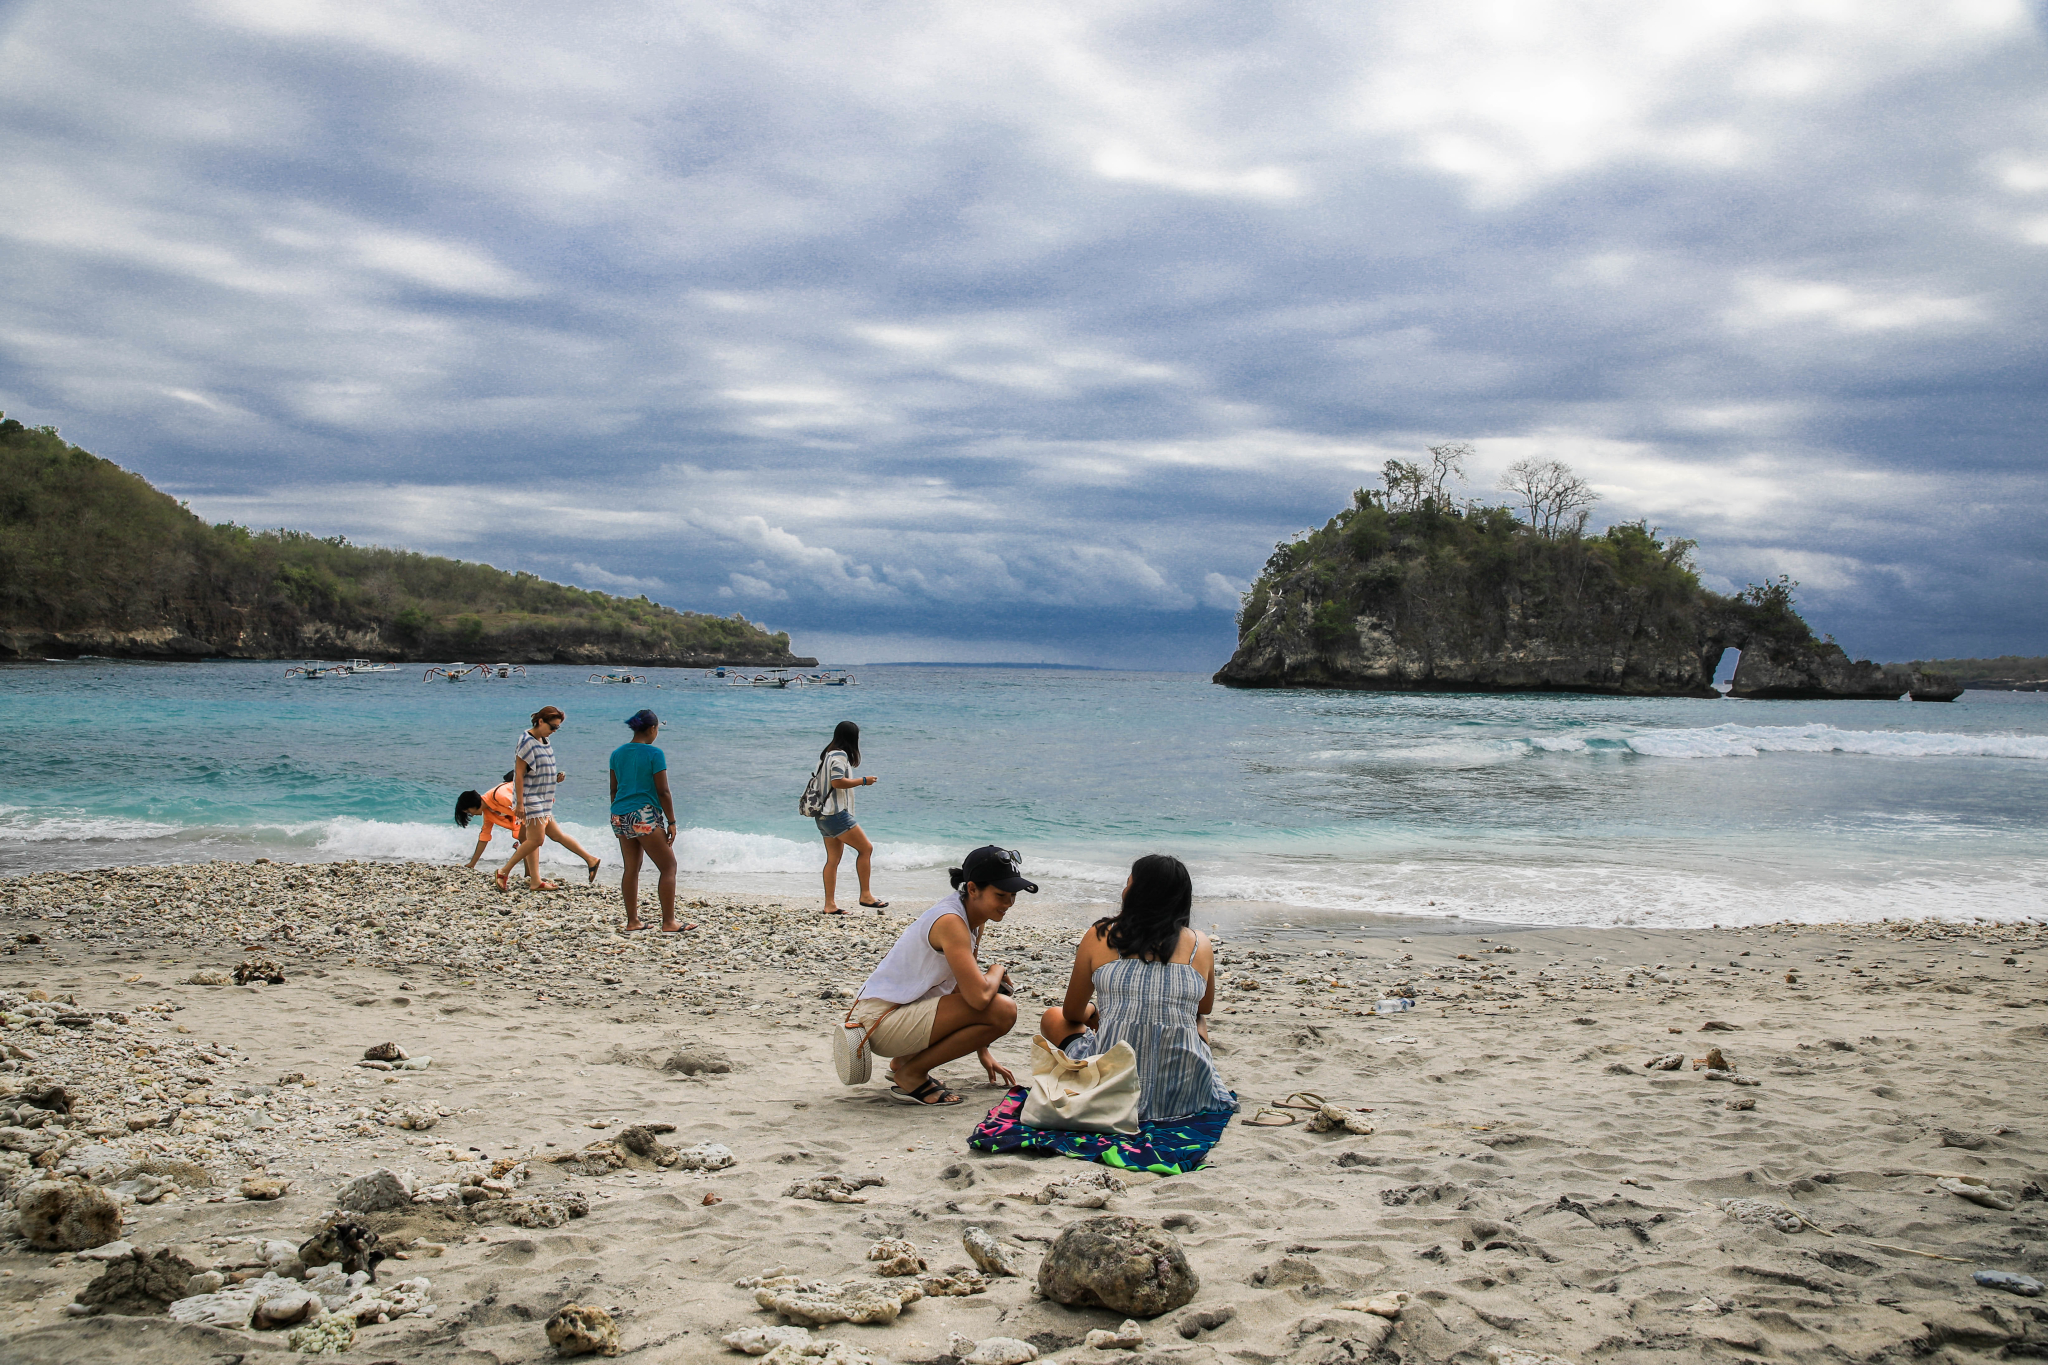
[0,859,2043,1364]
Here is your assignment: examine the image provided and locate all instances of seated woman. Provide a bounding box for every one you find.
[1040,853,1235,1122]
[848,845,1034,1106]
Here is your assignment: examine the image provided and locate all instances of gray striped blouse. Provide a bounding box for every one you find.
[1064,958,1236,1122]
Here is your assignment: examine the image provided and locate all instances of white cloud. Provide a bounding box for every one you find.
[1723,279,1985,334]
[687,512,897,600]
[1090,145,1300,200]
[569,561,665,593]
[726,572,789,602]
[1202,572,1243,611]
[1346,0,2028,202]
[1722,548,1865,593]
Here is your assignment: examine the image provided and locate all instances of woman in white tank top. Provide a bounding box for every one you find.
[849,845,1038,1106]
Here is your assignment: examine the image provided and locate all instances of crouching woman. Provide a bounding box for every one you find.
[848,845,1034,1106]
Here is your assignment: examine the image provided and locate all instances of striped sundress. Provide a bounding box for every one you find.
[1062,957,1237,1122]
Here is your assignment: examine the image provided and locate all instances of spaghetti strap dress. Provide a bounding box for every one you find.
[1062,957,1236,1122]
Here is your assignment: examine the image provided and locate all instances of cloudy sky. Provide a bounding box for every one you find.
[2,1,2044,668]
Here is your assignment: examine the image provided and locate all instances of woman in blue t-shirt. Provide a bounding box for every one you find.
[609,709,681,932]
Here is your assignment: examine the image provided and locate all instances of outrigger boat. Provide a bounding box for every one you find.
[423,663,482,682]
[485,663,527,679]
[284,661,350,679]
[588,670,647,685]
[339,659,400,674]
[726,671,792,688]
[801,670,856,686]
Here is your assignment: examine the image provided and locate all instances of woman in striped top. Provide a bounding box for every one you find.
[1039,854,1235,1122]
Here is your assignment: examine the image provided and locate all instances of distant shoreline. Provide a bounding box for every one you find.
[858,660,1116,670]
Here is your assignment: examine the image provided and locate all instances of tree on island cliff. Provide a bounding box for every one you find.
[1498,457,1600,538]
[1379,442,1471,513]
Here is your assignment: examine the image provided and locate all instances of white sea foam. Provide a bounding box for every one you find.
[1621,723,2048,760]
[4,808,2042,929]
[1170,857,2048,929]
[1307,724,2047,765]
[671,826,952,876]
[0,807,184,844]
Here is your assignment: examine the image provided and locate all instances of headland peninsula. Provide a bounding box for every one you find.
[0,417,813,670]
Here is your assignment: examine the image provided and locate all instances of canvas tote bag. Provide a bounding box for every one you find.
[832,1001,902,1086]
[1020,1035,1141,1135]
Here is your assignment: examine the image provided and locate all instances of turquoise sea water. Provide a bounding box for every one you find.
[3,659,2046,929]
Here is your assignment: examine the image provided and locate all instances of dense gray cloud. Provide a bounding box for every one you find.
[2,0,2044,668]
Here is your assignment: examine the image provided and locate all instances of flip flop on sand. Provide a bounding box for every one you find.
[530,880,562,891]
[586,859,601,884]
[822,907,848,916]
[1246,1107,1298,1126]
[860,898,889,910]
[888,1079,963,1106]
[1277,1091,1327,1111]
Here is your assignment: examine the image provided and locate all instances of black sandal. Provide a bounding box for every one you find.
[860,898,890,909]
[888,1079,962,1106]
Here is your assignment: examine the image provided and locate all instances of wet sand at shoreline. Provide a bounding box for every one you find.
[0,859,2044,1364]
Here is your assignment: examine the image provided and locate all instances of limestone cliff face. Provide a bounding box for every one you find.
[1216,582,1719,695]
[1726,635,1960,702]
[1213,498,1957,701]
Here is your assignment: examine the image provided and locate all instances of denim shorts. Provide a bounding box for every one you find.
[815,810,856,838]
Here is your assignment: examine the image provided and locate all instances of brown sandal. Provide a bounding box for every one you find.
[1246,1107,1298,1127]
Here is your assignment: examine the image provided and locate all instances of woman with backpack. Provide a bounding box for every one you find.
[811,720,886,914]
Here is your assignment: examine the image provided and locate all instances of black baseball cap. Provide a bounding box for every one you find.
[961,845,1037,894]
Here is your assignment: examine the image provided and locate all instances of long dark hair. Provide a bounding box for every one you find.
[821,720,860,768]
[454,791,483,828]
[1092,854,1193,963]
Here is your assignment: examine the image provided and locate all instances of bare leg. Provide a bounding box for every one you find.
[821,835,845,912]
[545,818,601,882]
[618,837,645,927]
[622,834,679,929]
[497,818,547,891]
[1039,1003,1097,1045]
[837,823,878,905]
[890,992,1018,1100]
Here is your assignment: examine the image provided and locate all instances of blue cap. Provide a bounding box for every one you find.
[624,709,660,730]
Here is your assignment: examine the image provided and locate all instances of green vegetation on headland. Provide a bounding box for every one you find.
[0,416,814,666]
[1906,656,2048,692]
[1216,447,1959,700]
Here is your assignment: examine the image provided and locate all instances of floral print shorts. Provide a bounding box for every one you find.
[610,804,666,838]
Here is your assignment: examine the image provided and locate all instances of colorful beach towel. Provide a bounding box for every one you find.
[967,1086,1234,1175]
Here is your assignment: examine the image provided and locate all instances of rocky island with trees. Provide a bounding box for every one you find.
[0,416,814,668]
[1215,444,1960,701]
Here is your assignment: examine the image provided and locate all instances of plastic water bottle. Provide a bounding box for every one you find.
[1373,998,1415,1015]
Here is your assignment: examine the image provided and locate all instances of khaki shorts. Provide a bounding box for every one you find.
[850,996,939,1058]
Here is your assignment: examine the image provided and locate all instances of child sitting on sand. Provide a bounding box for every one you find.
[846,845,1033,1106]
[1040,853,1235,1122]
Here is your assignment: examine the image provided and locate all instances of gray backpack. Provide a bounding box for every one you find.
[798,756,830,817]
